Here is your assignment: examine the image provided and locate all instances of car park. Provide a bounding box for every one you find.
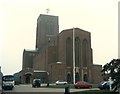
[55,80,67,85]
[74,81,92,89]
[32,79,41,87]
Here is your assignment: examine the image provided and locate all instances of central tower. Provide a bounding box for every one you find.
[36,14,59,50]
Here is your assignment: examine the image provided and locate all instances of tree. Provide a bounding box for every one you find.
[102,59,120,92]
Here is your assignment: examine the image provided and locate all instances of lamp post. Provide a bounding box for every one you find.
[73,27,75,84]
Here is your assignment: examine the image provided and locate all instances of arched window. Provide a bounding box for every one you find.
[75,37,80,67]
[66,37,72,67]
[82,39,88,67]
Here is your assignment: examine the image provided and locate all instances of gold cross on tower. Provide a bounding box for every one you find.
[46,8,50,14]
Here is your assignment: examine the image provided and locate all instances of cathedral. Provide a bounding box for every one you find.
[19,14,103,84]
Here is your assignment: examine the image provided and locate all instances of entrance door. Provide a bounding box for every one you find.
[67,73,71,83]
[83,74,88,82]
[25,74,32,84]
[75,72,80,83]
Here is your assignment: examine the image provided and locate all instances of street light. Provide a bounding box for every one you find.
[73,27,75,84]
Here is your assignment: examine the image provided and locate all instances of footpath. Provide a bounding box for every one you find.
[0,86,1,94]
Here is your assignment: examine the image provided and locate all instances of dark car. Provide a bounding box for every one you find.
[74,81,92,89]
[98,81,113,90]
[32,79,41,88]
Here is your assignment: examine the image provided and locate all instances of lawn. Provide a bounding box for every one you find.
[71,90,119,94]
[48,83,99,88]
[47,84,119,94]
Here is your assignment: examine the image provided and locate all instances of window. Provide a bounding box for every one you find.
[66,37,72,67]
[82,39,88,67]
[46,22,54,35]
[75,37,80,67]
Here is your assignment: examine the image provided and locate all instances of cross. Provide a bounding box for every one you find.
[46,8,50,14]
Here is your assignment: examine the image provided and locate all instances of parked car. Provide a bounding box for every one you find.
[56,80,67,85]
[32,79,41,87]
[74,81,92,89]
[2,75,15,90]
[98,81,113,90]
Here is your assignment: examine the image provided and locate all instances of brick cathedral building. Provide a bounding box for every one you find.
[19,14,103,84]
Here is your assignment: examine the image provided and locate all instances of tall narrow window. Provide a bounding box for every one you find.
[36,23,39,49]
[82,39,88,67]
[66,37,71,67]
[75,37,80,67]
[46,22,54,35]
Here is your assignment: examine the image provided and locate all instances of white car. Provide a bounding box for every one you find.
[56,80,67,85]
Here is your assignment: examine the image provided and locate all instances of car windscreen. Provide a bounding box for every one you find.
[2,76,14,81]
[101,82,107,85]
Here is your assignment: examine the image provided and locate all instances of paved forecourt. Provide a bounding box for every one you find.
[2,84,99,93]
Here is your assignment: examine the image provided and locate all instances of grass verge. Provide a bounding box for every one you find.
[71,90,119,94]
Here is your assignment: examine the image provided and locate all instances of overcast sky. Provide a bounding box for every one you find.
[0,0,119,75]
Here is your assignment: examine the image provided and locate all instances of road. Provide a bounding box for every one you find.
[1,84,99,94]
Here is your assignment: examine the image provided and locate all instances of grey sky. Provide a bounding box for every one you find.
[0,0,118,75]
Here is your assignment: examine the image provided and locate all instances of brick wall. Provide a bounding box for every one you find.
[92,64,103,83]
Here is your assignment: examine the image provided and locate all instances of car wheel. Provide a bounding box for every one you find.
[32,86,35,88]
[39,84,41,87]
[11,87,13,90]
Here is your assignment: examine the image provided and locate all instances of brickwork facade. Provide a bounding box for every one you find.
[48,63,66,83]
[58,28,93,83]
[92,65,103,83]
[20,14,103,84]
